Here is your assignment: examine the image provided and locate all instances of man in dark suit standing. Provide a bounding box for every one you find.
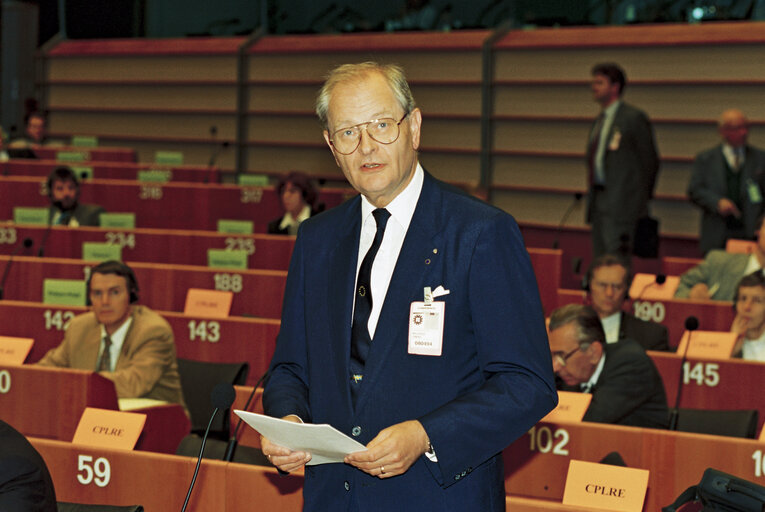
[549,304,669,429]
[0,420,57,511]
[688,108,765,255]
[586,63,660,258]
[261,62,557,511]
[586,253,669,351]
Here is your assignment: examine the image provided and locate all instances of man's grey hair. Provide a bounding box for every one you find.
[548,304,605,349]
[315,62,416,130]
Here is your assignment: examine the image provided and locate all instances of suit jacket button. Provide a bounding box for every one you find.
[352,426,361,437]
[454,475,460,481]
[461,471,467,477]
[344,481,350,491]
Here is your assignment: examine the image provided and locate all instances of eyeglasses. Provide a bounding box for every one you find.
[329,112,409,155]
[552,347,582,368]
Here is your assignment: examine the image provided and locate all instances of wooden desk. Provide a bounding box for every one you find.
[0,255,287,318]
[32,437,304,511]
[506,419,765,511]
[2,159,220,183]
[0,301,280,387]
[0,364,188,453]
[0,223,296,271]
[0,175,352,232]
[32,145,137,162]
[556,288,734,348]
[650,351,765,433]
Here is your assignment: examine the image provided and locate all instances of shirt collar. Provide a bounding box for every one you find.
[279,204,312,230]
[100,314,133,345]
[602,99,621,119]
[585,351,606,390]
[360,162,424,230]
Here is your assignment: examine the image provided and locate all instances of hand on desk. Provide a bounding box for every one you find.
[345,419,429,479]
[260,415,311,472]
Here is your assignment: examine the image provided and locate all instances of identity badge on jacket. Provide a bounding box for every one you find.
[408,285,449,356]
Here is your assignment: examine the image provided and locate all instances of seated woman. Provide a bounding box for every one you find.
[731,271,765,361]
[267,171,320,235]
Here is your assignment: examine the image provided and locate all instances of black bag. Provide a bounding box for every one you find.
[662,468,765,511]
[633,215,659,258]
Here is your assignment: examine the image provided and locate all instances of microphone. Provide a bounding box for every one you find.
[599,451,627,467]
[552,192,583,249]
[633,273,667,300]
[0,237,33,300]
[223,368,270,462]
[669,316,699,430]
[181,383,236,512]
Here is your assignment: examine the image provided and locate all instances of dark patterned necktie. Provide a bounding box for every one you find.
[97,335,112,372]
[349,208,390,404]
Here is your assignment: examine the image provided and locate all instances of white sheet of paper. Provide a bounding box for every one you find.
[233,410,367,465]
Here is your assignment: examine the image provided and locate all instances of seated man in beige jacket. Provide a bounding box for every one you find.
[38,260,186,410]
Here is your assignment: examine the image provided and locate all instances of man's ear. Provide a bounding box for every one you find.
[588,341,604,363]
[409,108,422,151]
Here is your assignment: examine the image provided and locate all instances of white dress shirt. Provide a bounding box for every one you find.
[355,163,424,338]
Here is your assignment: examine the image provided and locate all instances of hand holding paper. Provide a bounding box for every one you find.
[234,410,365,467]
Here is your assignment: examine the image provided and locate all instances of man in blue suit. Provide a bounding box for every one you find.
[261,62,557,511]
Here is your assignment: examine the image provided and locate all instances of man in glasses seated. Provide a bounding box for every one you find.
[548,303,669,428]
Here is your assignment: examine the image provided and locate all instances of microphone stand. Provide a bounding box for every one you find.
[668,317,698,430]
[223,368,270,462]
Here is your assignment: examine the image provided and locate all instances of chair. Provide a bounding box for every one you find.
[175,358,249,458]
[674,408,758,439]
[58,504,143,512]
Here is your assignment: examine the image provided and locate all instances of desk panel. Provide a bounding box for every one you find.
[32,438,304,511]
[0,301,280,387]
[0,256,287,318]
[556,289,734,348]
[0,176,351,231]
[0,224,296,270]
[528,248,561,315]
[0,364,188,453]
[662,256,702,277]
[2,159,220,183]
[650,351,765,433]
[505,420,765,512]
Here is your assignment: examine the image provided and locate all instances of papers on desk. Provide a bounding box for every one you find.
[234,410,366,465]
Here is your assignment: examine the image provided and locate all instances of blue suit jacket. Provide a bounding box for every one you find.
[264,171,557,511]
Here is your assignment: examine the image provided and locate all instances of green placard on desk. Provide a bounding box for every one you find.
[238,174,269,187]
[13,207,48,225]
[99,213,136,229]
[71,166,94,180]
[43,279,86,306]
[71,135,99,147]
[82,242,122,262]
[137,169,172,182]
[155,151,183,165]
[217,219,254,235]
[57,151,89,163]
[207,249,248,270]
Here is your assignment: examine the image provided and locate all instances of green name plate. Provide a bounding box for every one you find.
[207,249,248,270]
[71,135,99,147]
[238,174,269,187]
[99,213,136,229]
[43,279,86,306]
[71,166,94,180]
[13,207,48,225]
[137,169,172,182]
[57,151,89,163]
[82,242,122,262]
[155,151,183,165]
[217,219,254,234]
